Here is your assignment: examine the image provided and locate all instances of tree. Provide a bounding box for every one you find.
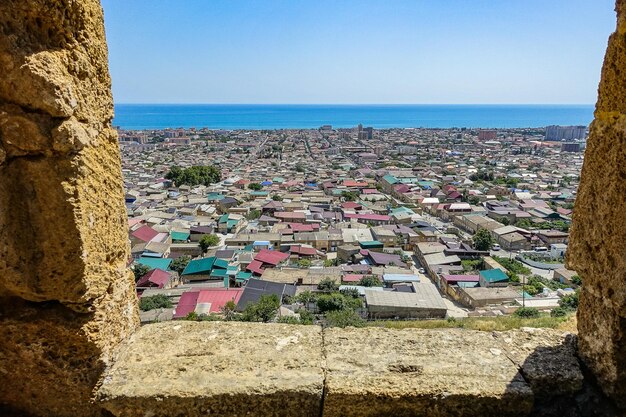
[165,165,221,187]
[242,294,280,322]
[272,194,283,201]
[248,182,262,191]
[559,291,579,311]
[340,287,361,299]
[571,275,582,286]
[221,300,237,321]
[139,294,172,311]
[358,276,383,287]
[170,255,191,275]
[296,290,317,310]
[342,191,359,202]
[133,264,151,282]
[317,277,339,292]
[473,229,494,251]
[199,234,220,252]
[324,309,365,328]
[317,293,351,313]
[323,259,337,267]
[246,209,261,220]
[297,259,312,268]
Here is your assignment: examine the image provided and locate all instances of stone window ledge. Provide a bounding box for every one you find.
[97,322,602,417]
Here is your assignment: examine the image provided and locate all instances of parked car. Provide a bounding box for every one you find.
[492,244,501,251]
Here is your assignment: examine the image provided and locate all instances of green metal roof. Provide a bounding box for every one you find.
[382,174,398,184]
[182,257,215,275]
[138,257,172,271]
[236,271,253,281]
[218,214,229,224]
[170,231,190,241]
[479,269,509,283]
[359,241,384,249]
[210,269,228,278]
[214,258,229,269]
[182,256,229,275]
[207,193,225,201]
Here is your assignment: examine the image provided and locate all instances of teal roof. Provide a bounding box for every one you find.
[210,269,228,278]
[272,177,285,183]
[182,257,216,275]
[207,193,226,201]
[359,240,384,249]
[382,174,398,184]
[391,206,415,215]
[250,191,269,196]
[418,181,435,188]
[138,257,172,271]
[236,271,253,281]
[226,219,240,229]
[479,269,509,283]
[218,213,229,224]
[214,258,229,269]
[170,231,190,241]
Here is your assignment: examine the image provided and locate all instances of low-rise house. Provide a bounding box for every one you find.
[478,269,509,288]
[365,282,447,319]
[182,257,229,282]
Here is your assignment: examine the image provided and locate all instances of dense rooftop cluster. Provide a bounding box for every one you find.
[120,125,583,324]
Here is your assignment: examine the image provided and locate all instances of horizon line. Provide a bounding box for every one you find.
[114,102,595,106]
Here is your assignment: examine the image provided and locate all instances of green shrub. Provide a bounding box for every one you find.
[514,307,540,318]
[358,275,383,287]
[317,277,339,292]
[550,307,568,318]
[139,294,172,311]
[339,288,360,299]
[324,309,365,328]
[559,291,579,311]
[241,294,280,323]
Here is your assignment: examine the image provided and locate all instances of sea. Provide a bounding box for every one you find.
[113,104,594,130]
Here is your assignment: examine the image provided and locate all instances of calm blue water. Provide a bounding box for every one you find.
[113,104,594,130]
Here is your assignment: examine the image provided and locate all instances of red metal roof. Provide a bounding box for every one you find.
[131,225,159,242]
[136,268,170,288]
[342,274,363,282]
[255,249,289,266]
[246,259,265,275]
[290,245,317,256]
[196,289,243,313]
[173,291,199,319]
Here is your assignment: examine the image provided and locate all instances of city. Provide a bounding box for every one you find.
[122,124,584,325]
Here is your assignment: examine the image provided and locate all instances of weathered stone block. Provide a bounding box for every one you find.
[568,1,626,407]
[322,327,534,417]
[98,322,325,417]
[492,328,583,398]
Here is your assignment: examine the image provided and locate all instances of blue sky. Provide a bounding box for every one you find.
[102,0,615,104]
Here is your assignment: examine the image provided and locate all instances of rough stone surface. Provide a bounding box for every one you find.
[492,328,583,398]
[568,0,626,408]
[0,1,138,415]
[98,322,325,417]
[323,327,534,417]
[97,323,604,417]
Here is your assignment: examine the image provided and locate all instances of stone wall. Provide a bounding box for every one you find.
[568,0,626,408]
[0,1,138,416]
[98,322,618,417]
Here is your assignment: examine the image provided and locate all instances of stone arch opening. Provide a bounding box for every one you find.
[0,0,625,415]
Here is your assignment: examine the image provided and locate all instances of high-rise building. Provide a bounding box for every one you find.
[545,125,587,141]
[478,130,497,141]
